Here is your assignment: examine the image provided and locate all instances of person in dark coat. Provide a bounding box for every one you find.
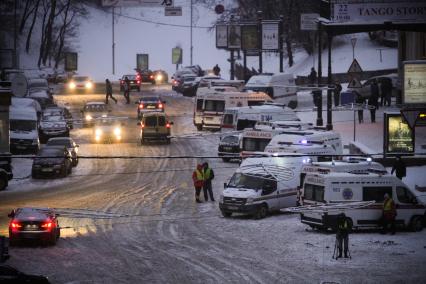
[380,78,392,106]
[308,67,317,85]
[354,91,365,123]
[368,80,379,123]
[334,81,342,107]
[213,64,221,76]
[391,156,406,180]
[105,79,117,104]
[123,76,130,104]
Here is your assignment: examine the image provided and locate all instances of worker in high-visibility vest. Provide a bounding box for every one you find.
[202,162,215,202]
[192,164,204,203]
[336,213,351,258]
[382,193,397,235]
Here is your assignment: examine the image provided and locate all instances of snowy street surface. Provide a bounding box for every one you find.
[0,85,425,283]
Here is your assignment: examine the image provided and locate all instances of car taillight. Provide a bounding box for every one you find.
[150,75,154,79]
[158,103,163,109]
[10,221,22,230]
[120,80,124,85]
[137,80,140,84]
[41,221,53,230]
[166,123,171,128]
[136,74,141,80]
[139,104,144,109]
[141,123,145,128]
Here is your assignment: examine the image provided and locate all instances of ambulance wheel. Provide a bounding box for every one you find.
[254,204,268,219]
[221,210,232,218]
[410,216,423,232]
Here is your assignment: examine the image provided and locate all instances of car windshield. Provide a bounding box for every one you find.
[140,97,160,102]
[221,135,239,144]
[204,100,225,112]
[42,115,64,122]
[38,148,63,157]
[144,116,157,127]
[228,173,276,190]
[10,120,36,131]
[74,76,89,81]
[85,104,106,111]
[123,75,136,80]
[47,139,72,147]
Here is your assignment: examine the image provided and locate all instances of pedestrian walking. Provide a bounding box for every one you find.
[308,67,317,85]
[202,162,215,202]
[192,164,204,203]
[123,76,130,104]
[335,213,351,259]
[381,193,396,235]
[334,80,342,107]
[391,156,406,180]
[105,79,117,104]
[368,80,379,123]
[213,64,221,76]
[380,78,392,106]
[354,91,365,123]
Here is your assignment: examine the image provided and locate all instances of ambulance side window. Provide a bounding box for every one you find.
[396,187,415,204]
[362,186,392,202]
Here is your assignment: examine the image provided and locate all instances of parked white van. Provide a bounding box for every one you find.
[10,106,40,154]
[244,73,297,108]
[194,91,271,131]
[196,79,245,97]
[221,104,299,131]
[300,172,425,231]
[219,155,316,219]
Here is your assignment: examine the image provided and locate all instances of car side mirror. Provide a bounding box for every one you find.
[169,121,174,125]
[223,182,227,189]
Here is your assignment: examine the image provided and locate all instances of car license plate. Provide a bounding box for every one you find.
[147,106,155,109]
[16,146,26,150]
[25,224,39,231]
[227,206,238,210]
[42,168,53,172]
[223,147,232,151]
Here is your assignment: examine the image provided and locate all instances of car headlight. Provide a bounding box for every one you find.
[32,138,39,145]
[156,74,163,81]
[245,197,254,205]
[114,127,121,136]
[69,82,76,89]
[219,195,224,203]
[85,81,93,89]
[85,115,92,121]
[95,129,102,136]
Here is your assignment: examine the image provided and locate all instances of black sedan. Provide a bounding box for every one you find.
[137,69,155,84]
[120,74,141,91]
[32,147,73,178]
[0,265,50,283]
[218,134,241,162]
[8,207,60,246]
[46,137,79,167]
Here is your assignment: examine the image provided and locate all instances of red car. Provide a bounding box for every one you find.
[8,207,60,246]
[120,74,141,91]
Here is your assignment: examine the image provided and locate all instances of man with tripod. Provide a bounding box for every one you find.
[335,213,351,259]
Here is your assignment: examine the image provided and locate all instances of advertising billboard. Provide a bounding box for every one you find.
[137,54,149,70]
[172,47,182,64]
[216,24,228,49]
[241,25,259,50]
[261,22,279,50]
[403,60,426,104]
[227,24,241,49]
[384,113,415,156]
[64,52,78,71]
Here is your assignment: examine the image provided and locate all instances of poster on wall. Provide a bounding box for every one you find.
[384,113,415,155]
[64,52,78,71]
[403,60,426,104]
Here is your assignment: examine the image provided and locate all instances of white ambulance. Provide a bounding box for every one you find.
[219,155,315,219]
[264,130,343,156]
[194,91,271,131]
[221,104,300,132]
[300,172,425,231]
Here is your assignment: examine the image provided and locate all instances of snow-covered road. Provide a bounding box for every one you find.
[0,85,425,283]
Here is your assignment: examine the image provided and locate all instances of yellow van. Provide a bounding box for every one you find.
[137,112,173,144]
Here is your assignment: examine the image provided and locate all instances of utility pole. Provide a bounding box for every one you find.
[257,11,262,74]
[112,6,115,75]
[190,0,193,66]
[279,15,284,72]
[13,0,18,68]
